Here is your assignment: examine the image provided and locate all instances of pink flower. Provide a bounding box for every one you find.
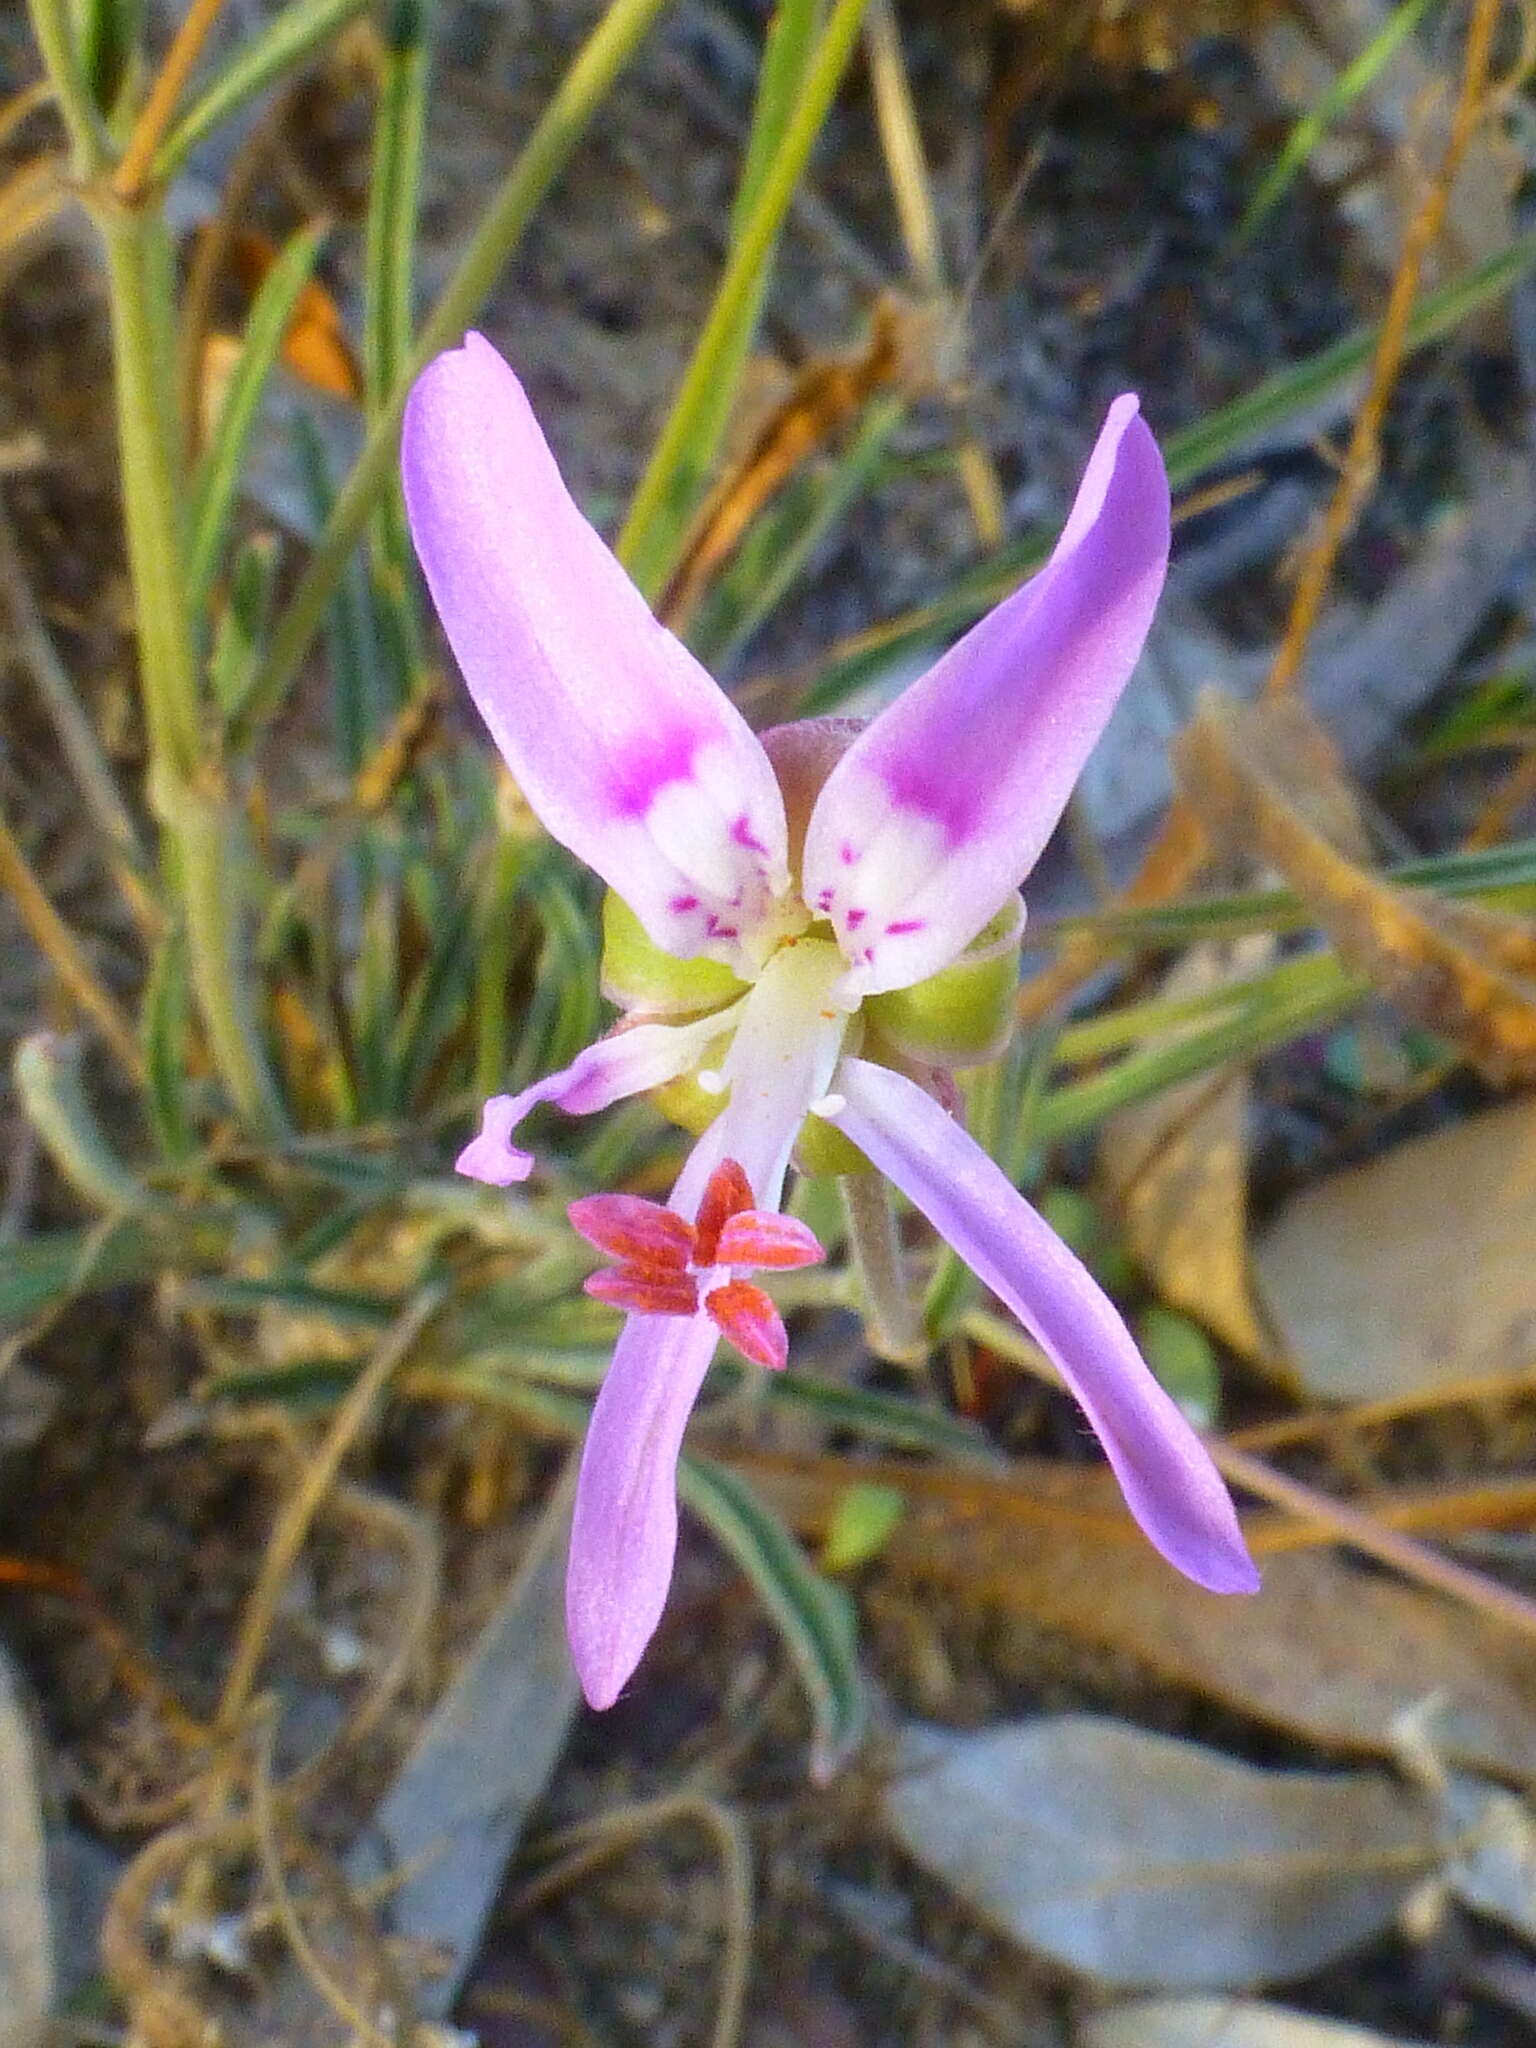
[402,334,1258,1710]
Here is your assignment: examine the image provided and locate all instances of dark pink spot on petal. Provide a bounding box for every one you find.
[568,1192,696,1268]
[715,1211,825,1272]
[816,888,835,912]
[705,1280,788,1371]
[693,1158,756,1265]
[704,916,738,941]
[839,842,857,866]
[845,907,866,931]
[584,1265,700,1317]
[609,729,700,817]
[731,814,768,856]
[669,894,700,914]
[884,918,925,937]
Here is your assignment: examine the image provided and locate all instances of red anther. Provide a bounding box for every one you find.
[704,1280,789,1371]
[714,1211,825,1271]
[567,1192,695,1269]
[692,1158,756,1265]
[584,1265,700,1317]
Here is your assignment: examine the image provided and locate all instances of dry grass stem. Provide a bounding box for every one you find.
[511,1794,754,2048]
[1264,0,1507,700]
[111,0,229,205]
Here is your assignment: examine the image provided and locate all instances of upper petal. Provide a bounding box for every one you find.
[819,1058,1258,1595]
[402,335,790,969]
[566,1307,721,1707]
[802,398,1169,996]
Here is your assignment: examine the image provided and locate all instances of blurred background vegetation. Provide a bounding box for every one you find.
[6,0,1536,2040]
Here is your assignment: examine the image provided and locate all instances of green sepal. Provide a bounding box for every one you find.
[865,896,1024,1068]
[600,890,747,1015]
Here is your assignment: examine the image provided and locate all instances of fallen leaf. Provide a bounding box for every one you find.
[1176,694,1536,1085]
[1098,940,1274,1365]
[658,297,932,630]
[1079,1997,1432,2048]
[748,1456,1536,1780]
[1254,1096,1536,1401]
[0,1646,52,2048]
[346,1461,579,2017]
[885,1717,1436,1989]
[1445,1775,1536,1941]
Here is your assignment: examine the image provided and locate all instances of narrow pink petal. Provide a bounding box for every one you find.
[583,1266,700,1317]
[567,1192,695,1268]
[704,1280,789,1371]
[455,1002,744,1186]
[567,1309,721,1707]
[821,1059,1259,1595]
[402,335,790,967]
[802,398,1169,996]
[714,1210,826,1271]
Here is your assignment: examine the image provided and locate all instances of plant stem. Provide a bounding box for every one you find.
[112,0,228,204]
[23,0,109,173]
[96,199,289,1136]
[841,1172,926,1365]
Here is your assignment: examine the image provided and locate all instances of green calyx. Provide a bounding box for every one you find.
[864,896,1024,1068]
[600,891,747,1015]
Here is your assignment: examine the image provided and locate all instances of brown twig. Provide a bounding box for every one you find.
[111,0,229,205]
[214,1287,442,1740]
[1265,0,1506,700]
[510,1794,753,2048]
[0,801,144,1079]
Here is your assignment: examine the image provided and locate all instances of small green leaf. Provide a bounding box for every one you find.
[678,1454,864,1781]
[1135,1305,1223,1431]
[189,222,328,607]
[821,1482,906,1572]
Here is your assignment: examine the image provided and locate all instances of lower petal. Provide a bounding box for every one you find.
[566,1308,721,1707]
[457,1000,745,1185]
[820,1058,1259,1595]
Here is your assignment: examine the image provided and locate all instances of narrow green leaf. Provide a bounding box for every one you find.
[678,1453,865,1780]
[1036,955,1368,1142]
[1237,0,1438,244]
[142,924,197,1160]
[618,0,872,595]
[188,221,327,607]
[152,0,370,184]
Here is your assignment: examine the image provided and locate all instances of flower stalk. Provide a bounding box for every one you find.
[840,1171,925,1366]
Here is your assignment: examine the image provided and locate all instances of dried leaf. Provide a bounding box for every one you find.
[1255,1096,1536,1401]
[1098,941,1274,1365]
[1080,1998,1432,2048]
[1177,694,1536,1084]
[658,297,931,629]
[885,1717,1436,1989]
[228,228,363,402]
[752,1457,1536,1779]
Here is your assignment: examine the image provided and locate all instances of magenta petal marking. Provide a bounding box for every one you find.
[713,1211,825,1271]
[822,1058,1259,1596]
[567,1192,696,1268]
[802,396,1170,995]
[705,1280,789,1371]
[567,1309,721,1708]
